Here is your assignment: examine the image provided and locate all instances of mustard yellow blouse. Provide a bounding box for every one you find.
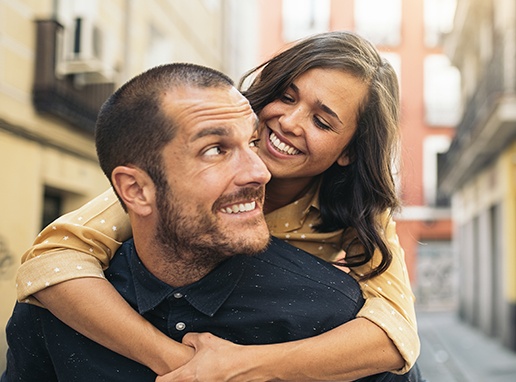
[17,187,419,373]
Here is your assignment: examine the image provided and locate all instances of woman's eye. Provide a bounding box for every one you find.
[314,116,332,130]
[204,146,223,156]
[280,93,295,103]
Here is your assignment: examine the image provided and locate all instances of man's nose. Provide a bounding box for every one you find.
[235,149,271,187]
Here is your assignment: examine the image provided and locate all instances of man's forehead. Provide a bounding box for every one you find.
[161,85,257,135]
[163,85,249,109]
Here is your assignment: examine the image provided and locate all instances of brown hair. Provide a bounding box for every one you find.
[241,31,401,279]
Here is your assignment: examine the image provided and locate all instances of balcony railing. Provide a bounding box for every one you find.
[437,41,509,193]
[32,20,115,134]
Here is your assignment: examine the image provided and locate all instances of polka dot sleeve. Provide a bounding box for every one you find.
[16,250,107,304]
[16,188,132,301]
[351,212,420,373]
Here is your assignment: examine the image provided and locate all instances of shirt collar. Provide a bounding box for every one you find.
[306,179,321,212]
[265,179,321,233]
[127,241,247,316]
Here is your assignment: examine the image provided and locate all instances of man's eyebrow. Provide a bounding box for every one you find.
[291,83,343,124]
[191,127,230,141]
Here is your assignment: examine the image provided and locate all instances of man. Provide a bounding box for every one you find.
[1,63,365,381]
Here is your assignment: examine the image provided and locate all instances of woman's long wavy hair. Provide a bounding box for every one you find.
[240,31,401,279]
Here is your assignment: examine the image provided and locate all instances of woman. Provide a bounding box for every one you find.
[17,31,418,381]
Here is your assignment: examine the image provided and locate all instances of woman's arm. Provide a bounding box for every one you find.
[35,277,194,374]
[350,211,420,373]
[16,188,193,374]
[18,188,130,301]
[157,317,403,382]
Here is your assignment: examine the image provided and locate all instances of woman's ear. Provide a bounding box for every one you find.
[337,152,351,166]
[111,166,155,216]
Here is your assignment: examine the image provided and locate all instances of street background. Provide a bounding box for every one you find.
[417,309,516,382]
[2,0,516,378]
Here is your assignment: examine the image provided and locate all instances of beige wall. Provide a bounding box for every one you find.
[450,141,516,337]
[0,130,110,370]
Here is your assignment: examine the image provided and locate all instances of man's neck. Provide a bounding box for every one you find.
[133,235,220,287]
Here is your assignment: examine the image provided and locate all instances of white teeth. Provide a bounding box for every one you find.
[269,132,300,155]
[221,201,256,214]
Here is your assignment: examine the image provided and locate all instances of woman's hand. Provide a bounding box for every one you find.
[333,249,350,273]
[155,318,402,382]
[155,333,271,382]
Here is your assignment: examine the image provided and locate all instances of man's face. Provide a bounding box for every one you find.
[155,85,271,261]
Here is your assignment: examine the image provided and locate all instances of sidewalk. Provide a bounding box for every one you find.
[416,310,516,382]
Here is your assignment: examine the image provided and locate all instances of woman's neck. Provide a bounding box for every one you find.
[264,176,318,215]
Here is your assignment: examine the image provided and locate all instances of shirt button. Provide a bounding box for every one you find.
[175,322,186,331]
[173,292,183,299]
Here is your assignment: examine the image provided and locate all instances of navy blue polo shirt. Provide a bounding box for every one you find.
[2,237,422,381]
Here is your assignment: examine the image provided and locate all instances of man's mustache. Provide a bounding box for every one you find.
[213,186,266,212]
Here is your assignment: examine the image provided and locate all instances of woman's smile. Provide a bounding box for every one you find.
[268,129,301,156]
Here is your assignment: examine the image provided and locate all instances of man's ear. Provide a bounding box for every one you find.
[111,166,155,216]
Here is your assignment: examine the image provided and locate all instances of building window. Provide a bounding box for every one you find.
[355,0,401,46]
[41,188,63,230]
[57,0,103,55]
[424,0,457,47]
[57,0,99,23]
[423,136,451,207]
[282,0,330,42]
[424,54,461,126]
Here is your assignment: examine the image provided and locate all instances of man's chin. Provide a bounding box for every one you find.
[243,233,271,255]
[232,226,271,256]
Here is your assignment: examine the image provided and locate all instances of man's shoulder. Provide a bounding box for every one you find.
[253,237,362,295]
[109,238,134,269]
[257,236,334,268]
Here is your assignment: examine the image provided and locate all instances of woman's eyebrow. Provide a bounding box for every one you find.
[291,82,343,124]
[317,101,343,124]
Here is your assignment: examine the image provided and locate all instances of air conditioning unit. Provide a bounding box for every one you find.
[56,17,115,84]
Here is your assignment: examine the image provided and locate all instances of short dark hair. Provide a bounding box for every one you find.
[95,63,234,206]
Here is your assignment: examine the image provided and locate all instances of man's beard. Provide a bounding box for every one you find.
[154,185,270,270]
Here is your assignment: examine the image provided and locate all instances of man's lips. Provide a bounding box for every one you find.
[215,187,265,215]
[220,201,257,214]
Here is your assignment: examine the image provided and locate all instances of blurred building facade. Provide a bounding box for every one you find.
[0,0,258,371]
[439,0,516,351]
[255,0,459,310]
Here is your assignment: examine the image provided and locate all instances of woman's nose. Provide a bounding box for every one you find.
[279,106,306,136]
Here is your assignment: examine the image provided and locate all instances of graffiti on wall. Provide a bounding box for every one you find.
[0,235,14,278]
[415,241,457,311]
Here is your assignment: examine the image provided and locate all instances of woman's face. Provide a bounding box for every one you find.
[257,68,369,180]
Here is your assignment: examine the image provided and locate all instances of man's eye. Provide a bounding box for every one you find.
[204,146,223,156]
[250,139,261,148]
